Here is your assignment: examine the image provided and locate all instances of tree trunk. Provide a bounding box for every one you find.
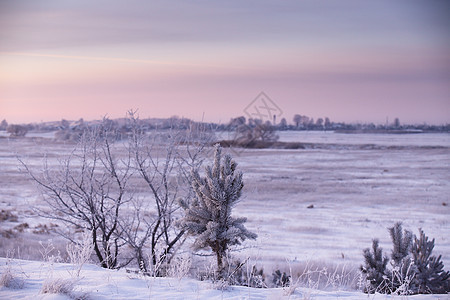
[137,248,147,273]
[92,229,107,268]
[216,250,224,279]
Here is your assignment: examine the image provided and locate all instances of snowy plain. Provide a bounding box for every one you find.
[0,131,449,299]
[1,257,449,300]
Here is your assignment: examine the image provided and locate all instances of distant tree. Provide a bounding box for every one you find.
[229,116,246,129]
[394,118,400,128]
[6,124,28,137]
[324,117,331,129]
[301,116,310,127]
[233,120,278,145]
[0,119,7,130]
[254,121,279,142]
[179,144,257,278]
[306,118,314,130]
[278,118,288,130]
[60,119,70,129]
[316,118,324,128]
[293,114,302,128]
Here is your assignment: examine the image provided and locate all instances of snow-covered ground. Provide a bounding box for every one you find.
[1,131,449,299]
[277,131,450,147]
[1,258,448,299]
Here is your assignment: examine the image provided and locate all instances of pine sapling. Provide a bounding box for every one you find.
[411,229,450,294]
[388,222,415,293]
[179,144,257,279]
[362,223,450,295]
[360,239,389,293]
[389,222,412,265]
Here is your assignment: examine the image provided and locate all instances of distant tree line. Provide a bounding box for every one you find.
[226,115,450,132]
[1,114,449,139]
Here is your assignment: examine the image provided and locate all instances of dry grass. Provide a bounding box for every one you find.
[0,232,68,261]
[271,260,360,291]
[0,256,25,289]
[41,277,77,295]
[0,267,25,289]
[40,277,89,300]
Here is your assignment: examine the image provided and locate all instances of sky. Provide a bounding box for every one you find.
[0,0,449,125]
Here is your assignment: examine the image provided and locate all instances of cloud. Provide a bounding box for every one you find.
[1,0,448,52]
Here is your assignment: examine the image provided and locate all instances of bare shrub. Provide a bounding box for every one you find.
[20,112,209,273]
[124,111,208,274]
[20,119,133,269]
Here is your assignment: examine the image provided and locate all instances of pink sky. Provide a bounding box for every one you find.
[0,1,449,125]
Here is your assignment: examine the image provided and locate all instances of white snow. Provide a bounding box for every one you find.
[277,131,450,147]
[1,258,448,299]
[1,131,449,299]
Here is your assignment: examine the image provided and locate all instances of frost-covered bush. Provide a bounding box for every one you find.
[361,222,450,295]
[21,122,132,269]
[179,144,257,279]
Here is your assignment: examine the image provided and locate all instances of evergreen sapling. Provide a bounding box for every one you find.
[360,239,389,293]
[388,222,415,293]
[362,223,450,295]
[411,229,450,294]
[179,144,257,279]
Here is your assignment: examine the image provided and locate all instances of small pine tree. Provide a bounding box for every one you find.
[361,239,390,293]
[411,229,450,294]
[228,259,266,288]
[362,223,450,295]
[388,222,415,292]
[180,144,257,278]
[389,222,413,265]
[272,269,290,287]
